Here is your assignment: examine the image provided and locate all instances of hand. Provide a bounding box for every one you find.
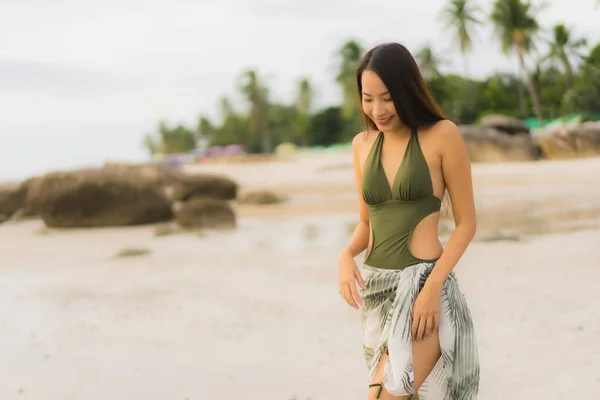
[337,249,366,310]
[411,283,441,341]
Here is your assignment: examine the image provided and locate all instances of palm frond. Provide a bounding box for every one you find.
[438,0,483,54]
[490,0,542,55]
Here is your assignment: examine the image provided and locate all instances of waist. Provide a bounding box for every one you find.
[364,246,440,270]
[365,197,442,270]
[367,197,441,239]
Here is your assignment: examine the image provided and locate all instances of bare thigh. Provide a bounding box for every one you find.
[412,330,442,394]
[367,332,441,400]
[367,349,411,400]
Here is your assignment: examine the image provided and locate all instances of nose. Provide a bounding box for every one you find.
[372,101,387,118]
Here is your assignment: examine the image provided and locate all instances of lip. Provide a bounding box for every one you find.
[376,116,394,126]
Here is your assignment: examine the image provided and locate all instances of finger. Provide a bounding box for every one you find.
[340,285,349,307]
[417,317,427,341]
[342,284,358,309]
[422,316,434,340]
[349,282,362,307]
[340,284,351,306]
[432,314,439,333]
[354,268,367,290]
[411,316,420,340]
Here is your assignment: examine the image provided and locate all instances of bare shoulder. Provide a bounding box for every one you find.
[419,119,460,138]
[351,130,367,148]
[427,120,466,157]
[430,119,461,139]
[352,130,379,155]
[351,130,375,147]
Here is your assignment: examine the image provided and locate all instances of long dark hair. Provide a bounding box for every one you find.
[356,42,446,131]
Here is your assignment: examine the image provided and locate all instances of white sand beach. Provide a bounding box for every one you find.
[1,152,599,399]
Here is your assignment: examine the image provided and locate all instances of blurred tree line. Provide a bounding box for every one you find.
[143,0,600,156]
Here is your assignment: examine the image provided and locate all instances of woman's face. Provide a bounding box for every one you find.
[361,70,401,132]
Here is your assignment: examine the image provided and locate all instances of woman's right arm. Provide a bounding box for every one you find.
[337,132,370,309]
[340,132,371,258]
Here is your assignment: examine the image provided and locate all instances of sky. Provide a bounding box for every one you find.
[1,0,599,181]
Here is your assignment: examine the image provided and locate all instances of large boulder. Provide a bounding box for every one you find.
[30,168,172,228]
[103,162,181,186]
[0,181,29,220]
[174,198,236,230]
[171,174,238,202]
[238,190,287,205]
[459,125,539,162]
[537,122,600,159]
[480,114,529,135]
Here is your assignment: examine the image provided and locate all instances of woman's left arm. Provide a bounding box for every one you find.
[411,121,477,341]
[427,120,477,290]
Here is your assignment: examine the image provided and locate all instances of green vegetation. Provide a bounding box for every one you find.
[143,0,600,156]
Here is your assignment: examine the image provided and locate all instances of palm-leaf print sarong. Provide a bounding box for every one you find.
[359,262,480,399]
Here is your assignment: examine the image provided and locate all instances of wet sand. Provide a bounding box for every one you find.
[1,153,599,399]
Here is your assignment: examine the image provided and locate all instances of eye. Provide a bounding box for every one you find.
[363,98,372,103]
[383,98,393,102]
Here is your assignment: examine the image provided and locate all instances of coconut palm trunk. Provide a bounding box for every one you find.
[335,40,364,131]
[490,0,546,126]
[543,24,587,91]
[517,45,543,125]
[239,69,272,153]
[256,106,271,154]
[439,0,483,113]
[560,52,574,88]
[516,78,527,117]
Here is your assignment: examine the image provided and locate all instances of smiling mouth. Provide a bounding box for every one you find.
[377,116,393,124]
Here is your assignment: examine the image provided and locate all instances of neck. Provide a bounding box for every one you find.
[383,125,411,138]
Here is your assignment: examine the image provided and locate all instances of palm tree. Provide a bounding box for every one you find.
[142,134,159,156]
[587,43,600,67]
[439,0,482,108]
[490,0,545,125]
[415,45,446,80]
[143,120,196,155]
[542,24,588,88]
[197,116,214,137]
[439,0,483,84]
[335,40,364,121]
[218,96,234,122]
[296,77,313,116]
[415,45,453,108]
[239,69,271,153]
[295,77,313,145]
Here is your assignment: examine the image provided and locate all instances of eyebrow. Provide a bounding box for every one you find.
[362,91,389,96]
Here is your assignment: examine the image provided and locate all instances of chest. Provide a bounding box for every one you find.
[360,134,444,199]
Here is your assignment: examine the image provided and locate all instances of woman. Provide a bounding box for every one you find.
[337,42,480,400]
